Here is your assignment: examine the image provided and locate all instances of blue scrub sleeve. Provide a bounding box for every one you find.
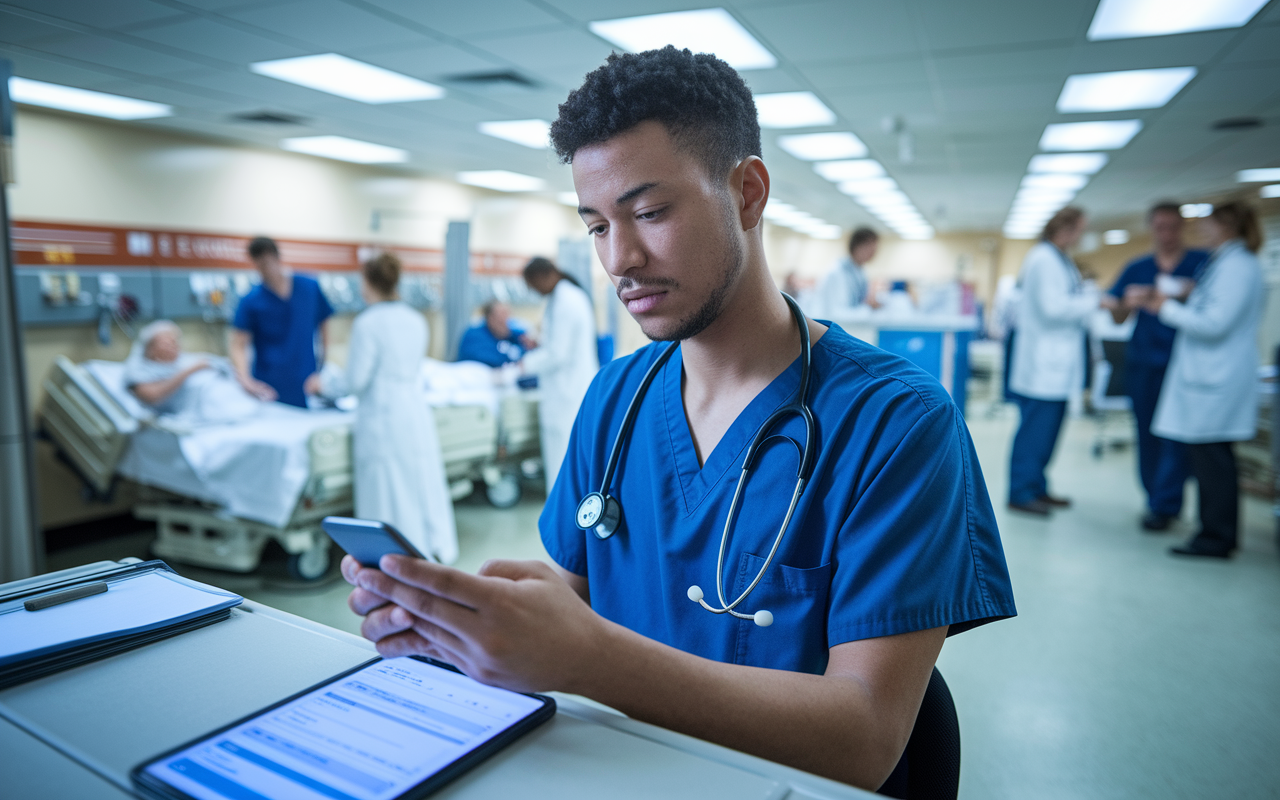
[1108,261,1140,298]
[826,402,1013,645]
[232,294,255,332]
[315,282,334,322]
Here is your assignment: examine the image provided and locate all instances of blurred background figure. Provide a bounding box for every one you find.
[1007,207,1100,516]
[231,236,333,407]
[520,256,598,488]
[989,274,1022,402]
[1105,202,1209,532]
[124,320,209,413]
[1145,203,1266,559]
[457,300,533,367]
[306,253,458,563]
[815,226,880,317]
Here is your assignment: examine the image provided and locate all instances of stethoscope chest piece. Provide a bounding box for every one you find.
[576,491,622,539]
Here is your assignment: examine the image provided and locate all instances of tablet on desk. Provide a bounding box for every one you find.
[132,656,555,800]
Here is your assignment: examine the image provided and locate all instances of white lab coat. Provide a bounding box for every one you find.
[321,302,458,563]
[522,279,598,488]
[1152,240,1264,443]
[1009,241,1099,400]
[813,257,870,318]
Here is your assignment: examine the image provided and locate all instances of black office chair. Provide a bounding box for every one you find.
[876,668,961,800]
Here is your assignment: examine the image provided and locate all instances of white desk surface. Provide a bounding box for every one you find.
[0,588,876,800]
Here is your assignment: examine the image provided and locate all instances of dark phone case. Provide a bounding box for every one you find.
[131,656,556,800]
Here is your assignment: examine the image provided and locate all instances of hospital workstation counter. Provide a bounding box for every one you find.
[0,560,878,800]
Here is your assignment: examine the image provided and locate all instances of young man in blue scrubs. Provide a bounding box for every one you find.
[342,47,1015,791]
[1106,204,1207,531]
[456,300,530,367]
[229,236,333,408]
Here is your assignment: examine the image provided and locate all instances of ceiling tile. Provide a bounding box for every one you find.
[361,0,566,39]
[741,1,919,64]
[3,0,188,31]
[0,10,80,45]
[800,58,932,93]
[0,48,129,89]
[1065,30,1237,73]
[225,1,429,51]
[469,27,617,86]
[351,41,507,82]
[25,33,212,75]
[912,0,1089,51]
[1219,24,1280,65]
[931,48,1073,84]
[127,17,307,65]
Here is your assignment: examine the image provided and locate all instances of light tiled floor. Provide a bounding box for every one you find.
[46,407,1280,798]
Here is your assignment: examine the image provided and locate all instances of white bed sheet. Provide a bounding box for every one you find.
[85,360,353,528]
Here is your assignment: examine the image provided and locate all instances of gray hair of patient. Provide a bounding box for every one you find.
[138,319,181,349]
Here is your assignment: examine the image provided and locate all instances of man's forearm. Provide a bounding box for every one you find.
[572,620,943,790]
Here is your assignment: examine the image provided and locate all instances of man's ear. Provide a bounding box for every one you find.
[734,156,770,232]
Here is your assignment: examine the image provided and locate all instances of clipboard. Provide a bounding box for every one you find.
[0,560,242,689]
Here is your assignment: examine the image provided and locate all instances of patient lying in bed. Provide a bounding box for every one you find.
[125,320,261,424]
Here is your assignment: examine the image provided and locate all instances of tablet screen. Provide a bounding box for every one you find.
[139,657,549,800]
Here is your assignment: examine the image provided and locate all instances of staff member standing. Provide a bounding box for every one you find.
[1144,202,1265,559]
[1105,203,1208,531]
[520,257,598,488]
[1008,207,1099,515]
[306,253,458,563]
[815,226,880,317]
[340,46,1014,792]
[230,237,333,408]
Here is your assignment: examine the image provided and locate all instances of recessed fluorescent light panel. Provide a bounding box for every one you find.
[1237,168,1280,182]
[557,192,580,207]
[754,92,836,129]
[589,8,776,70]
[8,77,171,120]
[1057,67,1196,113]
[838,177,898,197]
[1022,173,1089,191]
[813,159,884,182]
[1039,120,1142,151]
[778,132,867,160]
[1088,0,1269,40]
[1180,203,1212,218]
[281,136,408,163]
[457,170,546,192]
[1104,229,1131,245]
[479,119,551,149]
[251,54,444,103]
[1029,153,1109,174]
[1261,184,1280,199]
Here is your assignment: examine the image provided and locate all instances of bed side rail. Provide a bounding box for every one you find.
[38,355,138,496]
[436,404,499,482]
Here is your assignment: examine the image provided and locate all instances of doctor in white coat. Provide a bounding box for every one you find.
[1144,202,1265,558]
[306,253,458,563]
[1007,207,1100,515]
[814,226,880,319]
[520,257,599,489]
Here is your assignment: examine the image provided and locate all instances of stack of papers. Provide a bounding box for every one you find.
[0,561,241,689]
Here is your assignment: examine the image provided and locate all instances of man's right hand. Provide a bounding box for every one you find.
[239,375,277,401]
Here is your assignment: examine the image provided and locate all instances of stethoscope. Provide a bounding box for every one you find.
[574,294,816,627]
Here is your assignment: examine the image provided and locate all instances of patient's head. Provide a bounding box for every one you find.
[483,300,511,339]
[139,320,182,363]
[361,252,401,303]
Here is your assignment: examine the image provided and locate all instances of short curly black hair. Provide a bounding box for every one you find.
[550,46,760,180]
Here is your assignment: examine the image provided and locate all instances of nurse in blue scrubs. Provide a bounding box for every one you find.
[340,47,1015,792]
[456,300,530,367]
[1106,203,1207,531]
[229,236,333,408]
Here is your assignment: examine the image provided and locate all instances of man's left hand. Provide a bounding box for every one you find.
[342,554,605,693]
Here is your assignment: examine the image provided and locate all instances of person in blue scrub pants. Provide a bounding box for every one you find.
[229,236,333,408]
[339,47,1015,792]
[456,300,530,367]
[1106,203,1207,531]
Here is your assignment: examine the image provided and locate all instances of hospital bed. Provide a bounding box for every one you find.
[38,356,538,579]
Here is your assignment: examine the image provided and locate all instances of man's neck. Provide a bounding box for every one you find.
[1153,245,1184,272]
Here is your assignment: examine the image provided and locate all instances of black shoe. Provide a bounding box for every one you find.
[1141,513,1175,532]
[1170,537,1234,559]
[1039,494,1072,508]
[1008,499,1052,516]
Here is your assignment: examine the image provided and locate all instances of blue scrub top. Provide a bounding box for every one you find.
[541,325,1016,675]
[233,274,333,407]
[1108,251,1207,368]
[456,320,527,367]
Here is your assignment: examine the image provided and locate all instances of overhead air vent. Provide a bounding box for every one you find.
[443,70,539,94]
[1212,116,1262,131]
[231,111,308,125]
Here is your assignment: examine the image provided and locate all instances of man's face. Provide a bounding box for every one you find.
[1149,210,1184,251]
[486,303,511,338]
[146,330,181,363]
[851,239,878,265]
[251,253,281,277]
[572,120,749,342]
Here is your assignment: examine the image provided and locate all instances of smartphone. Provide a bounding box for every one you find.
[321,516,432,567]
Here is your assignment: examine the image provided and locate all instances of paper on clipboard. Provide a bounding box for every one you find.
[0,571,241,666]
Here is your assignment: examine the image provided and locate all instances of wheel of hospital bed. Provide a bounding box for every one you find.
[485,473,523,509]
[286,543,331,582]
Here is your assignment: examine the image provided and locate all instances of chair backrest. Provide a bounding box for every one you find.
[877,667,961,800]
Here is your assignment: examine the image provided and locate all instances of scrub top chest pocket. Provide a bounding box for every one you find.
[731,554,832,672]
